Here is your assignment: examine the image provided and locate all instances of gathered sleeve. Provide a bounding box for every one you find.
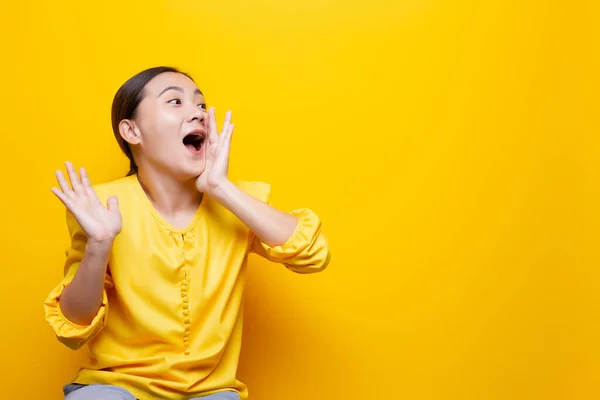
[43,210,113,350]
[250,207,331,274]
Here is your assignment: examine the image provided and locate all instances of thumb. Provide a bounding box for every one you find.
[106,195,119,211]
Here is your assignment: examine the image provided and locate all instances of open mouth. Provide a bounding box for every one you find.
[183,132,205,153]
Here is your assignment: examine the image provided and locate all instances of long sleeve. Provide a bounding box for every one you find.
[250,208,331,274]
[43,210,113,350]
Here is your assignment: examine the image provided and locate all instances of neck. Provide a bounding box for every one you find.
[135,166,203,217]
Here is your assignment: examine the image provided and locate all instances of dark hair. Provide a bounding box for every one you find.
[111,66,194,176]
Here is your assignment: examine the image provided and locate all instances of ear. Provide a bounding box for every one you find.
[119,119,142,145]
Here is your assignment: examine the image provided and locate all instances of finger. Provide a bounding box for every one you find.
[106,195,119,212]
[51,187,75,209]
[80,167,100,201]
[65,161,86,197]
[222,123,234,150]
[52,187,93,230]
[221,110,232,136]
[208,107,219,143]
[55,170,77,200]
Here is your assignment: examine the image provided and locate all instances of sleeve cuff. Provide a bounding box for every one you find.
[260,208,321,259]
[44,279,109,348]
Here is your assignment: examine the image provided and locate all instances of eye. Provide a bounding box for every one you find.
[168,98,182,105]
[198,103,207,110]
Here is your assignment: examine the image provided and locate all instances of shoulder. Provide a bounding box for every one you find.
[235,180,272,203]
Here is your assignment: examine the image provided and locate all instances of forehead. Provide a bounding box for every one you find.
[144,72,201,96]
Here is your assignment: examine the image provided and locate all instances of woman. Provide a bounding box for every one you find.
[44,66,330,400]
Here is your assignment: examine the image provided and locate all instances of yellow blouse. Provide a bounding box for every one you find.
[44,174,330,400]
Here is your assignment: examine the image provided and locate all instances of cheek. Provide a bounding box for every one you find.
[154,109,181,132]
[140,109,182,146]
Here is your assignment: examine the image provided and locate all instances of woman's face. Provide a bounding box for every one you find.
[127,72,209,179]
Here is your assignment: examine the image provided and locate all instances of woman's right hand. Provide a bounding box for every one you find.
[51,161,122,243]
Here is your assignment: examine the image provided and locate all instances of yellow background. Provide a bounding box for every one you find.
[0,0,598,399]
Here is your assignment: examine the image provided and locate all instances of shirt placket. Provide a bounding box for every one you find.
[177,231,195,356]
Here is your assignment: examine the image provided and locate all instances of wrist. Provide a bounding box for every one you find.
[86,238,114,255]
[208,179,236,203]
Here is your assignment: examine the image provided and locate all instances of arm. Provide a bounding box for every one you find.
[248,205,331,273]
[210,181,298,247]
[59,239,113,325]
[44,162,121,349]
[211,181,331,273]
[44,211,115,350]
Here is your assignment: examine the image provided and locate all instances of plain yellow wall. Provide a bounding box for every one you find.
[1,0,599,399]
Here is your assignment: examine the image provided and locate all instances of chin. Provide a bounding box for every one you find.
[163,160,206,180]
[187,162,206,177]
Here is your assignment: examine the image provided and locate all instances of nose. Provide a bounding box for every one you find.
[187,107,206,125]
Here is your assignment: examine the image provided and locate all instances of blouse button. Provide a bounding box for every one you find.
[183,303,188,309]
[183,310,189,316]
[184,318,191,325]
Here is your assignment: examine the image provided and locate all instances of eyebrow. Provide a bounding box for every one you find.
[157,86,203,97]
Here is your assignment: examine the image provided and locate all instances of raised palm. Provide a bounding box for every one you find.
[195,108,234,193]
[51,162,122,243]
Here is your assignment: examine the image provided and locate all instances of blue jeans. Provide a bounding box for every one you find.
[64,383,241,400]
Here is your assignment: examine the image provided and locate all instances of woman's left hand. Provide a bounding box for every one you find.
[195,107,234,194]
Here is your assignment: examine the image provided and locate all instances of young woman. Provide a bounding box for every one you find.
[44,66,330,400]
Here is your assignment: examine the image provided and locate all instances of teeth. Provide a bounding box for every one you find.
[184,134,203,142]
[183,133,204,151]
